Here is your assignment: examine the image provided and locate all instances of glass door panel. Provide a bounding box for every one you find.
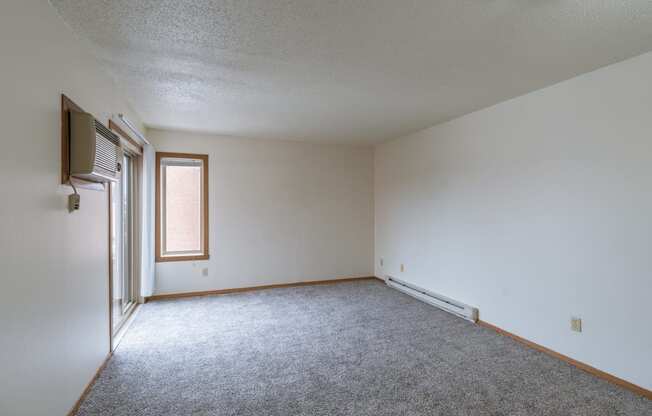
[112,153,137,335]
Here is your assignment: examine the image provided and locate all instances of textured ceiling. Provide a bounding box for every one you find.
[51,0,652,144]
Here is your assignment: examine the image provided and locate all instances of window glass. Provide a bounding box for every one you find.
[164,163,202,253]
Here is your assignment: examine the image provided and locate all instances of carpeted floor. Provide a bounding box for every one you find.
[76,280,651,415]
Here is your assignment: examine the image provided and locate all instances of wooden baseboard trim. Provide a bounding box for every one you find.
[477,320,651,400]
[67,352,113,416]
[145,276,384,302]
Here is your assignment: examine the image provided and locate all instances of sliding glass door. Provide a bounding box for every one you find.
[111,152,139,336]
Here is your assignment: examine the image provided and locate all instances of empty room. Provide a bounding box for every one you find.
[1,1,652,415]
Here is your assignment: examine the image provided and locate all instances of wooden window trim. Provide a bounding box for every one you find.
[155,152,209,263]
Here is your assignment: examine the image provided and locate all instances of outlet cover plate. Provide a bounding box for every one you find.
[571,317,582,332]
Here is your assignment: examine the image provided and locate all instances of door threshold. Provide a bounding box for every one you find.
[111,303,141,351]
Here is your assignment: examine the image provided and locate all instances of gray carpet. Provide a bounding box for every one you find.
[77,281,651,415]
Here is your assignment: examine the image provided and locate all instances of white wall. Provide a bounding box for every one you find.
[148,129,375,295]
[375,51,652,391]
[0,1,144,415]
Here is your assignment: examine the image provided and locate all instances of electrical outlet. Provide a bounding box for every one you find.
[380,258,384,267]
[202,268,209,277]
[571,317,582,333]
[400,263,405,272]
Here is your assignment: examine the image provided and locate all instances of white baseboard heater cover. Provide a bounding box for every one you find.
[385,276,479,322]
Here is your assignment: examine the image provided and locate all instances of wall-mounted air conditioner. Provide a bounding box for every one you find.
[386,276,479,322]
[69,110,123,183]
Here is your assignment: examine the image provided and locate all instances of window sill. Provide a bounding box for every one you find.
[155,254,210,263]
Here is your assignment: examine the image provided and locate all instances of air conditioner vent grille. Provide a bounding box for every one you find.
[94,131,118,174]
[95,120,119,146]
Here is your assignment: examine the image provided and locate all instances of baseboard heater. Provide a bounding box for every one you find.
[385,276,479,322]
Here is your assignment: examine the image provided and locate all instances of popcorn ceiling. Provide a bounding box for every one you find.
[50,0,652,143]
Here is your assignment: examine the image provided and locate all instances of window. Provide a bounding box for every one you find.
[156,152,209,262]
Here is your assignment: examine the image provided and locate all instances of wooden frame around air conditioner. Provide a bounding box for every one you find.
[60,94,105,191]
